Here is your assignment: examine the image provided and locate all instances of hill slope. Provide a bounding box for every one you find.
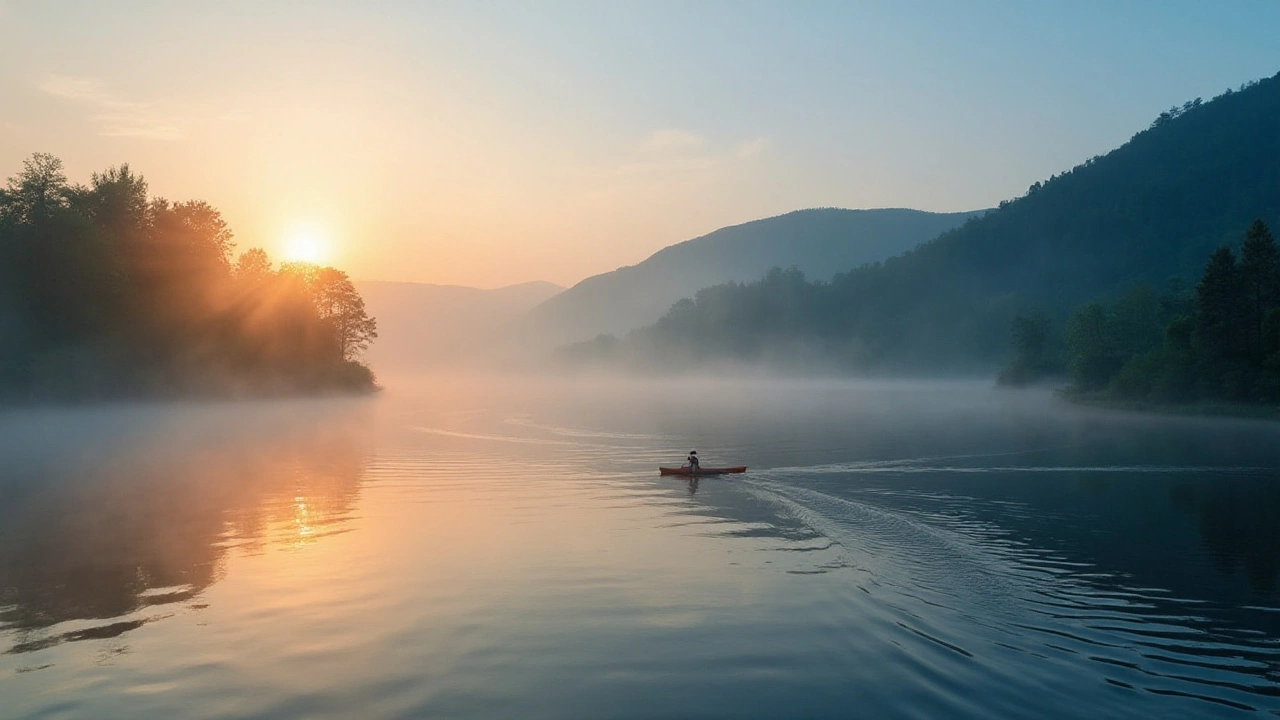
[621,71,1280,372]
[523,208,984,345]
[357,280,562,370]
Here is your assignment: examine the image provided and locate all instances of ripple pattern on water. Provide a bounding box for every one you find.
[6,381,1280,720]
[735,463,1280,717]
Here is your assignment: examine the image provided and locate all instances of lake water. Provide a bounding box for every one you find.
[2,377,1279,719]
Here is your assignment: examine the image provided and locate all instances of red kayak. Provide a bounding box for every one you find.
[659,466,747,476]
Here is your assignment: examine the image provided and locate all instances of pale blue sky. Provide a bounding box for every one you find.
[1,1,1278,286]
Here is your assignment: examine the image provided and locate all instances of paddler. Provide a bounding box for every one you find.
[686,450,700,473]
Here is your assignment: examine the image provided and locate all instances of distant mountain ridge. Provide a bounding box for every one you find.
[356,280,562,370]
[611,71,1280,372]
[523,207,985,344]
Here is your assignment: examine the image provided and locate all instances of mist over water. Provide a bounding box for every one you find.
[2,376,1279,719]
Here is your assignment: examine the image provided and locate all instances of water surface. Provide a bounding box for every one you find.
[2,377,1279,719]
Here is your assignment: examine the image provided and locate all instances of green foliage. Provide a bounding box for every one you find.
[997,311,1063,385]
[0,154,378,402]
[1061,221,1280,406]
[1196,246,1246,363]
[1065,303,1122,390]
[1240,220,1280,360]
[1109,350,1166,400]
[1263,308,1280,359]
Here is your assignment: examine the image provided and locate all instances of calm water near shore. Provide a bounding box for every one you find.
[2,377,1279,719]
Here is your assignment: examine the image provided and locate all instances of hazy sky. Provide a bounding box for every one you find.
[2,2,1279,288]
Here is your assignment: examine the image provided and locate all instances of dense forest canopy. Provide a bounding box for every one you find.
[0,154,377,401]
[1005,220,1280,407]
[564,72,1280,374]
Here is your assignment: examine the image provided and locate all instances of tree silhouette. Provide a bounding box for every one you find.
[293,265,378,362]
[234,247,273,280]
[1197,246,1246,366]
[0,153,69,226]
[0,154,378,401]
[1240,220,1280,361]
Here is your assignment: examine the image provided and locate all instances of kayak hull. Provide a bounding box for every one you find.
[659,466,747,476]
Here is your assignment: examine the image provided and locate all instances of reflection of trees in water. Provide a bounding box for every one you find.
[1059,420,1280,597]
[1072,472,1280,598]
[0,401,372,652]
[1172,479,1280,596]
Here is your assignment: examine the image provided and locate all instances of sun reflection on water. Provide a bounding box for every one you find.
[0,399,375,654]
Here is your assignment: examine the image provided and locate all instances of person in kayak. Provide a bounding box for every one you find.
[686,450,700,473]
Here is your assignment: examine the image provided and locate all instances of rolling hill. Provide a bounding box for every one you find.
[521,207,984,346]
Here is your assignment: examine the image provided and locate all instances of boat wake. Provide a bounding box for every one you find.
[731,467,1280,716]
[760,460,1272,476]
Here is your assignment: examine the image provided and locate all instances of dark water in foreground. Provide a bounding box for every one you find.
[1,377,1279,719]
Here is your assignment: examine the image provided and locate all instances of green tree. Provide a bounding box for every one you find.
[1196,246,1245,363]
[1265,308,1280,360]
[1111,284,1162,357]
[1240,220,1280,361]
[998,311,1060,385]
[1012,312,1051,361]
[1065,303,1121,391]
[0,153,69,226]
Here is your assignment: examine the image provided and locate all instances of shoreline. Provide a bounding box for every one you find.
[0,383,380,411]
[1056,389,1280,422]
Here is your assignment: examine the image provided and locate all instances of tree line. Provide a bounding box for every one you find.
[0,153,377,401]
[1002,220,1280,406]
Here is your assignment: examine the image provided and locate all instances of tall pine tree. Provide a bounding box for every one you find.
[1196,246,1245,363]
[1240,220,1280,361]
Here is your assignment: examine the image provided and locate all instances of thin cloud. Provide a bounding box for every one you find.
[93,112,184,141]
[40,75,119,106]
[735,137,771,159]
[39,74,185,141]
[642,128,704,153]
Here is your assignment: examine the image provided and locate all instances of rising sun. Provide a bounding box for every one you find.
[281,227,329,265]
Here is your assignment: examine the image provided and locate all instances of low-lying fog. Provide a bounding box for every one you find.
[4,374,1280,719]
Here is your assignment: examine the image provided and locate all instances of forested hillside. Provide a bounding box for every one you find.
[1000,220,1280,407]
[0,154,378,401]
[581,71,1280,372]
[524,207,982,345]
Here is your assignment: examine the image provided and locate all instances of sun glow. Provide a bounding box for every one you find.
[281,227,329,265]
